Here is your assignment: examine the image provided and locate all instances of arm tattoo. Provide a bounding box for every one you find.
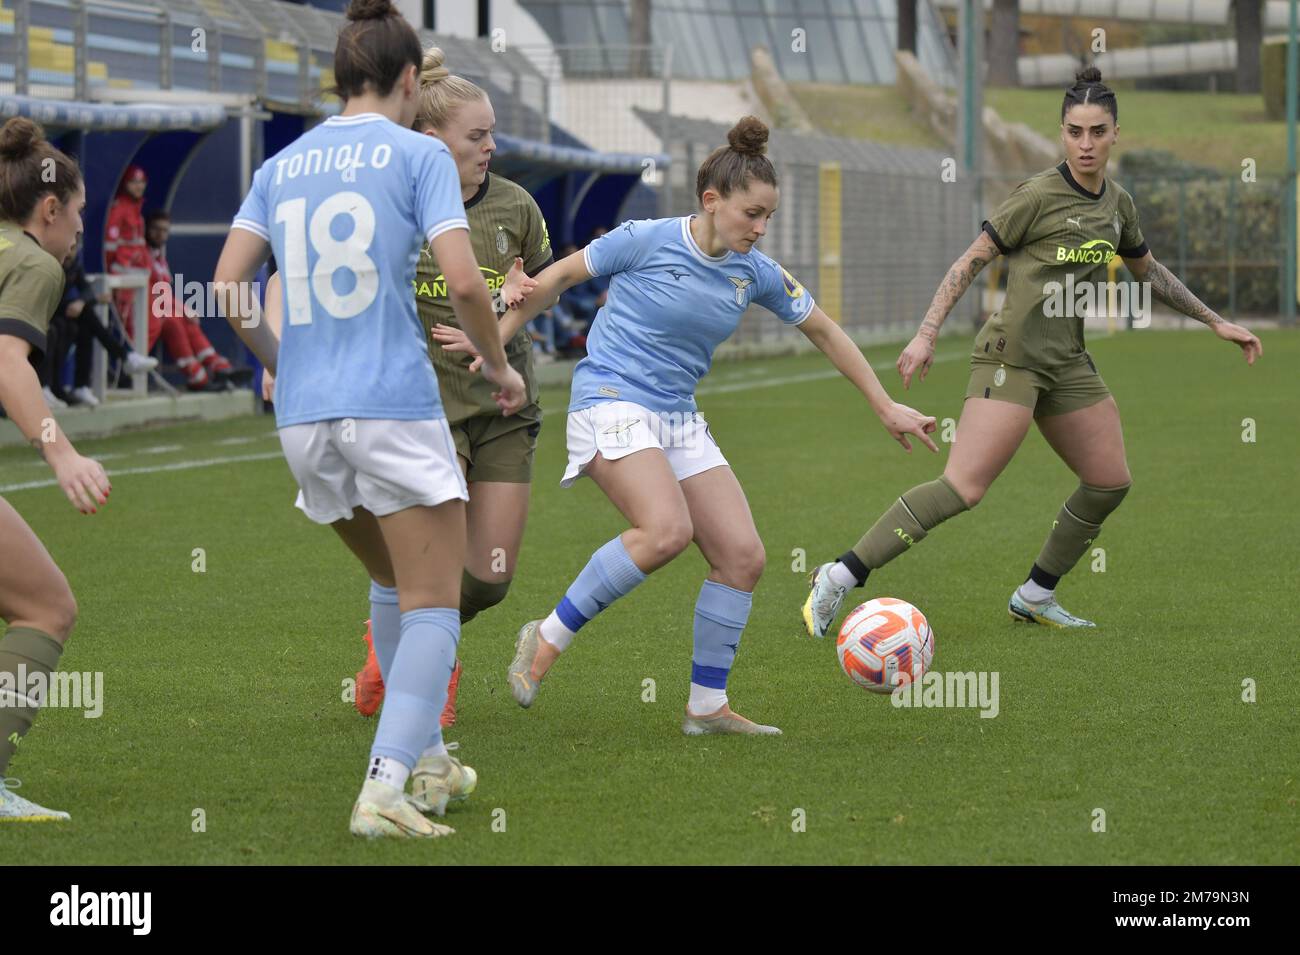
[1145,259,1223,326]
[918,251,992,343]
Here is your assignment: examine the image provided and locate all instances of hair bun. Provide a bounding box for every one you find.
[421,46,450,85]
[1075,65,1103,85]
[727,115,769,157]
[346,0,396,22]
[0,116,43,162]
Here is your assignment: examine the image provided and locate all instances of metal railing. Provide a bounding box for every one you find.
[1,0,549,131]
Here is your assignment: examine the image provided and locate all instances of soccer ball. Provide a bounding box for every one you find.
[835,598,935,694]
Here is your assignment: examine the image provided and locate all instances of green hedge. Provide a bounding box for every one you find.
[1119,151,1283,315]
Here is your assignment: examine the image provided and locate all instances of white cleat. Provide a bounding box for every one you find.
[350,780,454,839]
[408,750,477,817]
[802,561,850,638]
[0,785,70,822]
[682,704,782,737]
[1008,589,1096,628]
[42,387,68,409]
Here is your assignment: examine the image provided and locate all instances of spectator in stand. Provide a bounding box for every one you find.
[53,239,158,407]
[145,209,249,389]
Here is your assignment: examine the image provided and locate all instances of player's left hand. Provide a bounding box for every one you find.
[500,256,538,309]
[431,323,485,373]
[880,401,939,454]
[1212,320,1262,365]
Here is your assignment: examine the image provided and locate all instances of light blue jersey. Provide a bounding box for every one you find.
[570,216,815,413]
[232,112,468,427]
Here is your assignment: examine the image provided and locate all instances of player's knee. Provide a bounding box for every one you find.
[45,580,77,642]
[649,516,694,563]
[460,571,511,624]
[943,474,985,509]
[734,542,765,590]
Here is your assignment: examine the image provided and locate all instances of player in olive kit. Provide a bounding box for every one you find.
[0,118,112,822]
[803,67,1262,635]
[353,49,555,720]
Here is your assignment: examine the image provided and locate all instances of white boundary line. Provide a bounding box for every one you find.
[1,350,971,494]
[0,452,284,493]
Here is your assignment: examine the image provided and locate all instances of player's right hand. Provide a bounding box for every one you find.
[431,323,486,373]
[261,368,275,403]
[482,362,526,416]
[54,452,111,514]
[896,335,934,390]
[880,401,939,454]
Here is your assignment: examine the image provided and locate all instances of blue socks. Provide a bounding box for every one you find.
[542,536,647,649]
[369,607,459,769]
[689,580,752,713]
[368,581,401,683]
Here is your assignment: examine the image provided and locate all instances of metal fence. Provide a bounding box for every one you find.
[664,114,985,346]
[660,116,1292,345]
[1123,174,1291,319]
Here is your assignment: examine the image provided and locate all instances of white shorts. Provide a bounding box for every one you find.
[561,400,729,488]
[279,417,468,525]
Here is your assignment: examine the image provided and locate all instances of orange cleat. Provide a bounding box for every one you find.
[440,658,462,728]
[354,620,385,717]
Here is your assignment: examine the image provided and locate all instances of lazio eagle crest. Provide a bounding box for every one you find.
[728,276,754,307]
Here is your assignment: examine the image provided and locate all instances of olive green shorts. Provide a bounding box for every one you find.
[450,404,542,484]
[965,353,1111,418]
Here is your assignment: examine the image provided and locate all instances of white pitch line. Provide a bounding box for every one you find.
[0,351,971,493]
[698,350,967,396]
[0,452,284,493]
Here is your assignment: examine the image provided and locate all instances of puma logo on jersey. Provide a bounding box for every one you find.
[1066,216,1082,229]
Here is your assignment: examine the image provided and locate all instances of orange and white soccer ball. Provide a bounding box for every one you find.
[835,597,935,693]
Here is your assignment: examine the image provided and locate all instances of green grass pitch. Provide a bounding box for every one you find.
[1,329,1295,864]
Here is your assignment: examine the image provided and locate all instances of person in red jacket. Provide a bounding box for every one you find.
[146,210,248,388]
[105,165,150,332]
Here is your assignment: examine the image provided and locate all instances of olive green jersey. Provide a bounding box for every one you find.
[975,162,1147,369]
[0,221,65,362]
[413,173,553,423]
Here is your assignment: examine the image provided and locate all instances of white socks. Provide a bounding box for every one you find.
[539,611,576,652]
[688,683,727,716]
[364,757,409,795]
[420,740,448,761]
[1018,580,1055,604]
[827,561,858,589]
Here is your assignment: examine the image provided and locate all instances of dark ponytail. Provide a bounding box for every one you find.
[695,115,778,203]
[1062,66,1118,123]
[331,0,422,101]
[0,117,82,224]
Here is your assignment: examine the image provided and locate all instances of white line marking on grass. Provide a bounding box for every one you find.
[0,452,284,493]
[697,350,966,397]
[1,352,966,492]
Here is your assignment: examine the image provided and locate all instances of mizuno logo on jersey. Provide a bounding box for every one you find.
[728,276,753,306]
[664,267,689,282]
